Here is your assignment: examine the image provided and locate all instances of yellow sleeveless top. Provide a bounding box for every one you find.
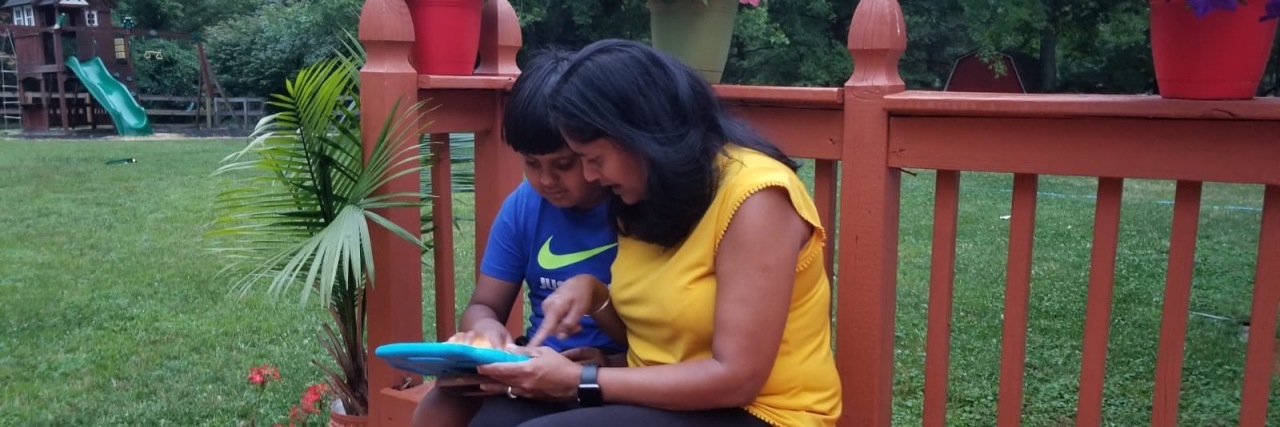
[610,145,842,426]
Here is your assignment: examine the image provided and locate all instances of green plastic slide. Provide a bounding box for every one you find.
[65,56,152,136]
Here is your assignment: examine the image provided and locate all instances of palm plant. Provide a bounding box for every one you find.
[333,29,476,247]
[206,51,431,416]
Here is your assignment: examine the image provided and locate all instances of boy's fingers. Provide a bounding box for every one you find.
[559,347,583,360]
[484,331,512,349]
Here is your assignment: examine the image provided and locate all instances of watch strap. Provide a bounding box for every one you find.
[577,363,603,407]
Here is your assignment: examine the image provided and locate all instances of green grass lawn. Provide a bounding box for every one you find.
[1,139,1275,426]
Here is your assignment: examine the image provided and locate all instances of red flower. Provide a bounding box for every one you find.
[299,383,331,414]
[248,372,264,385]
[306,383,330,399]
[247,365,282,387]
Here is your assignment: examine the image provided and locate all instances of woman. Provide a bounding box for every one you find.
[474,39,842,427]
[412,49,627,427]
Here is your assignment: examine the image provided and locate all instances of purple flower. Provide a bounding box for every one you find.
[1185,0,1239,18]
[1173,0,1280,21]
[1262,0,1280,21]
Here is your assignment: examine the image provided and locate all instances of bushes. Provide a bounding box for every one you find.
[131,38,199,97]
[203,0,361,97]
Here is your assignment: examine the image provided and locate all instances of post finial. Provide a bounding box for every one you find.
[359,0,415,45]
[845,0,906,91]
[475,0,522,76]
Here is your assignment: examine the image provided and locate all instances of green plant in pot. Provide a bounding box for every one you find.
[646,0,762,84]
[206,48,433,423]
[1150,0,1280,99]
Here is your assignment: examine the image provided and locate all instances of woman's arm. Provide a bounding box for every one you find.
[483,187,811,409]
[527,274,629,347]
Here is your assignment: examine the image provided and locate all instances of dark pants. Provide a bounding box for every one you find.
[468,396,771,427]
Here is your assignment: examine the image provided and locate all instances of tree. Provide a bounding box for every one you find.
[115,0,260,34]
[204,0,362,97]
[512,0,650,64]
[726,0,852,87]
[957,0,1151,93]
[895,0,976,90]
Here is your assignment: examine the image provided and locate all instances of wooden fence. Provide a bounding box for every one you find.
[0,92,266,129]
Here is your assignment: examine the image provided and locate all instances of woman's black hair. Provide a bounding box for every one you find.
[502,48,574,155]
[548,39,799,248]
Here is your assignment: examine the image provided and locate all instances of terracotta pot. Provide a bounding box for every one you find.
[648,0,740,84]
[406,0,483,75]
[329,399,368,427]
[1149,0,1279,99]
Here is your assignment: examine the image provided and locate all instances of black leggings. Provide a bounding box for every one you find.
[467,396,771,427]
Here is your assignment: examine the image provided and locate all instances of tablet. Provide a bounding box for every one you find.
[374,342,531,377]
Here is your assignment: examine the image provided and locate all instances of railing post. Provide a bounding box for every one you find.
[840,1,906,426]
[471,0,527,338]
[359,1,423,425]
[474,0,522,77]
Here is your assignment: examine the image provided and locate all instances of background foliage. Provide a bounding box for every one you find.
[114,0,1280,97]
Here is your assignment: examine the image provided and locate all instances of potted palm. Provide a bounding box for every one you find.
[1150,0,1280,99]
[206,49,432,425]
[646,0,761,84]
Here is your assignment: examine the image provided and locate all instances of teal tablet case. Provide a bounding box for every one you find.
[375,342,531,377]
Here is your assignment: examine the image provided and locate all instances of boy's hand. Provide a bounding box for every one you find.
[447,319,514,350]
[559,347,608,367]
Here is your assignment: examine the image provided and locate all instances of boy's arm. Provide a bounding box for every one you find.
[605,352,629,368]
[461,187,527,348]
[457,273,521,348]
[559,347,629,368]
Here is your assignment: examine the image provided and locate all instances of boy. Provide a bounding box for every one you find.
[412,50,625,427]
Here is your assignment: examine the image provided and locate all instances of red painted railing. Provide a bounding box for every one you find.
[356,0,1280,426]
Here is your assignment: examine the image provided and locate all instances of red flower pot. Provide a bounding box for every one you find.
[329,399,368,427]
[407,0,483,75]
[1149,0,1279,100]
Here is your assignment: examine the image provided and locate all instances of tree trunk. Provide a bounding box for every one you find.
[1039,0,1059,93]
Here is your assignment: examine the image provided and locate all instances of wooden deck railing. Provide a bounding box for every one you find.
[357,0,1280,426]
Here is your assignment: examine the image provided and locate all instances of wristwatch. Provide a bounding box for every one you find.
[577,363,603,407]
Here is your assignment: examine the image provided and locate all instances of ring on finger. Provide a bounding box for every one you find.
[506,386,517,399]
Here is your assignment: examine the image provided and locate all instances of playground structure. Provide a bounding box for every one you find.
[354,0,1280,426]
[0,0,226,136]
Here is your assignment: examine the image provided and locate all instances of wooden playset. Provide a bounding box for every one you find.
[0,0,220,135]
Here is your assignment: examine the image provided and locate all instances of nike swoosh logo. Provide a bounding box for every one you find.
[537,236,617,270]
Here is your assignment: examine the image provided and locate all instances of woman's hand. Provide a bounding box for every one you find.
[477,346,584,401]
[527,274,608,347]
[447,318,514,350]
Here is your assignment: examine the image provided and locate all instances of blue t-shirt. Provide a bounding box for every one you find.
[479,181,626,354]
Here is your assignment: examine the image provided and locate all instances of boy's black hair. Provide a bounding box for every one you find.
[548,39,799,249]
[502,49,574,155]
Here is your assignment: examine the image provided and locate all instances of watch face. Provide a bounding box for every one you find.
[577,385,603,407]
